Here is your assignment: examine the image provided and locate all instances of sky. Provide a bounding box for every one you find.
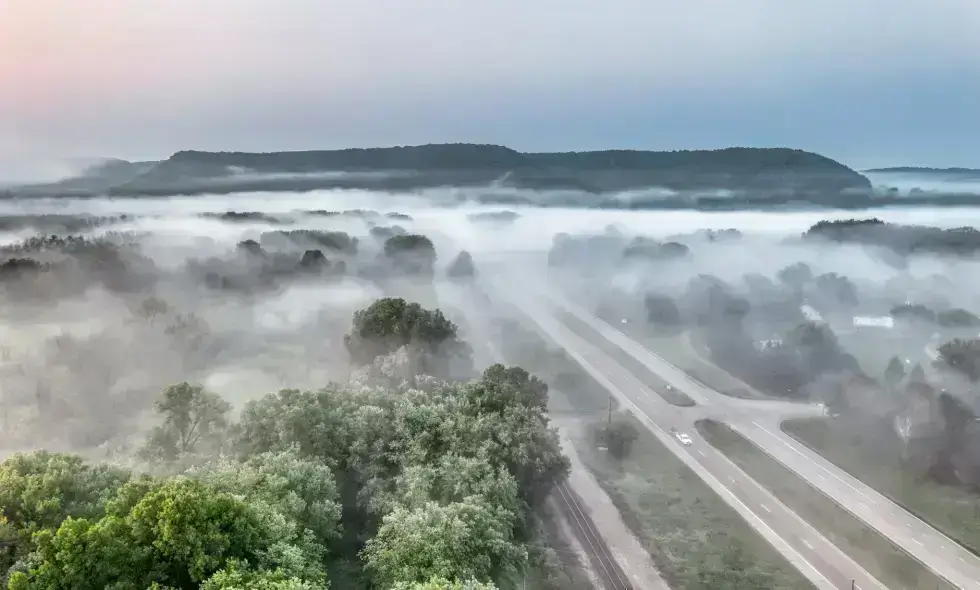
[1,0,979,182]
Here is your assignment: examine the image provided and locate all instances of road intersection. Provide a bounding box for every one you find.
[481,269,980,590]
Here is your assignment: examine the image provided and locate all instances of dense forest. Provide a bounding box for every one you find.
[0,297,570,589]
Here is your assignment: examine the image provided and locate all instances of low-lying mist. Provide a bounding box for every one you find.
[4,187,980,487]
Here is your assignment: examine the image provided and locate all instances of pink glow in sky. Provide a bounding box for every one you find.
[1,0,979,180]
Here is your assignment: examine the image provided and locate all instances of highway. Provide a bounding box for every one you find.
[485,268,980,590]
[481,279,885,590]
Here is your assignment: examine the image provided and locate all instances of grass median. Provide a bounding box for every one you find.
[698,419,957,590]
[784,417,980,558]
[496,316,815,589]
[555,310,697,407]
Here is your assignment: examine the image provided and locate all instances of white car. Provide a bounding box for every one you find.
[676,433,693,446]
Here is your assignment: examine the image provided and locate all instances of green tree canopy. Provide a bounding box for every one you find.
[344,298,471,378]
[361,497,526,588]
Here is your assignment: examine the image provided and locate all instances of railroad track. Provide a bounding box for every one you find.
[554,481,633,590]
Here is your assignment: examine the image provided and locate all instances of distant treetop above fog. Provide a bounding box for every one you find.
[803,218,980,256]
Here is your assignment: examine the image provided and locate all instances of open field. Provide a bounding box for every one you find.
[496,317,814,589]
[785,417,980,558]
[698,419,956,590]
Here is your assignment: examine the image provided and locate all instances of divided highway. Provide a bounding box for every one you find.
[483,280,885,590]
[483,268,980,590]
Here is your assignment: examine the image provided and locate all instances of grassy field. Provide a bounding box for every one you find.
[698,419,956,590]
[784,417,980,558]
[496,317,815,589]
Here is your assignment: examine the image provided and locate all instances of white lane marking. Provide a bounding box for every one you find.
[912,538,925,547]
[697,449,706,457]
[803,540,814,550]
[761,504,771,513]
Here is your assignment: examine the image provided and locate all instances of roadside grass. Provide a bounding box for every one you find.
[555,310,697,407]
[698,419,957,590]
[497,317,815,589]
[784,417,980,558]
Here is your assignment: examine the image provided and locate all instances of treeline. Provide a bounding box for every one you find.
[0,228,476,299]
[804,218,980,256]
[0,297,570,589]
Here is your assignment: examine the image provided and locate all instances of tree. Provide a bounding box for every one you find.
[344,298,471,378]
[788,321,853,378]
[391,578,498,590]
[814,272,858,307]
[776,262,813,291]
[908,363,927,385]
[937,308,980,328]
[189,449,342,553]
[447,251,476,280]
[201,564,319,590]
[890,303,936,323]
[140,382,232,462]
[361,497,526,588]
[465,364,549,414]
[884,356,906,388]
[0,451,129,567]
[597,412,639,460]
[937,339,980,382]
[384,234,438,277]
[644,293,682,326]
[8,477,316,590]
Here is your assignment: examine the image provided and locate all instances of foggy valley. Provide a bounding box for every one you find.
[6,0,980,586]
[2,177,980,588]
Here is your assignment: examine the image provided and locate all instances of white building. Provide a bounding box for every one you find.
[800,304,823,322]
[853,315,895,329]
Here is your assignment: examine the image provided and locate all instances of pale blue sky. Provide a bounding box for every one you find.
[1,0,978,181]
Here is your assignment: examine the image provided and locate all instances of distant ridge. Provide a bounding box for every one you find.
[7,143,871,200]
[865,167,980,174]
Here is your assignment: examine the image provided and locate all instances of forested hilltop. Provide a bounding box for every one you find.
[8,144,871,199]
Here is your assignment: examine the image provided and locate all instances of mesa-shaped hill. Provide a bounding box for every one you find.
[5,144,872,203]
[112,144,869,195]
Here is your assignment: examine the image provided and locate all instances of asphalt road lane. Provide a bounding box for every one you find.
[527,279,980,590]
[487,282,885,590]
